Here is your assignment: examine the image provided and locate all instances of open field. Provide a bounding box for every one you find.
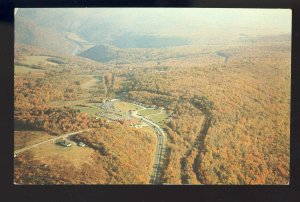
[81,77,99,89]
[138,109,161,116]
[50,99,88,108]
[113,101,168,125]
[146,113,168,125]
[70,103,102,117]
[135,108,168,125]
[28,137,95,161]
[114,100,144,112]
[23,56,52,65]
[14,131,54,150]
[14,137,108,184]
[15,65,45,75]
[51,99,105,118]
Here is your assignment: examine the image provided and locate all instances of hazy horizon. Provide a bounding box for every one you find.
[16,8,291,35]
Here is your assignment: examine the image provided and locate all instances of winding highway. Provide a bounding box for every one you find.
[99,99,167,184]
[129,106,167,184]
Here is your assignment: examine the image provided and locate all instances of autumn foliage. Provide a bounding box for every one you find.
[14,34,290,184]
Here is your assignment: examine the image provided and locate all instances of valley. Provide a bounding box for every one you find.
[14,8,291,185]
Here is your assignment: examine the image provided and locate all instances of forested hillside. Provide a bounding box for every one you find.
[109,38,291,184]
[14,8,291,185]
[14,44,157,184]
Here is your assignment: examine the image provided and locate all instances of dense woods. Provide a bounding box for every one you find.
[108,39,290,184]
[14,107,90,134]
[14,31,290,184]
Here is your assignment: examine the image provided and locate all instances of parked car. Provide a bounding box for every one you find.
[78,142,86,147]
[58,140,72,147]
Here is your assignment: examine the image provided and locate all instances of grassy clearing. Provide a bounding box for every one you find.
[146,113,168,125]
[14,131,54,150]
[50,99,87,108]
[70,103,101,117]
[114,101,143,112]
[19,55,58,67]
[50,99,103,117]
[28,137,97,169]
[81,77,98,89]
[45,60,58,66]
[15,65,45,75]
[23,56,51,66]
[114,101,168,124]
[138,109,160,116]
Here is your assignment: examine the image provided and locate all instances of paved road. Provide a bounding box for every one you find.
[130,107,167,184]
[108,99,166,184]
[15,98,167,184]
[14,129,90,155]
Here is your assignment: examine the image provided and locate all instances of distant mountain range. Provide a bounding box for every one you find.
[15,15,78,55]
[15,8,193,56]
[15,8,291,62]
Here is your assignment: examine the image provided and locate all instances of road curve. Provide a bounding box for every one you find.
[104,99,167,184]
[130,108,167,184]
[14,129,90,155]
